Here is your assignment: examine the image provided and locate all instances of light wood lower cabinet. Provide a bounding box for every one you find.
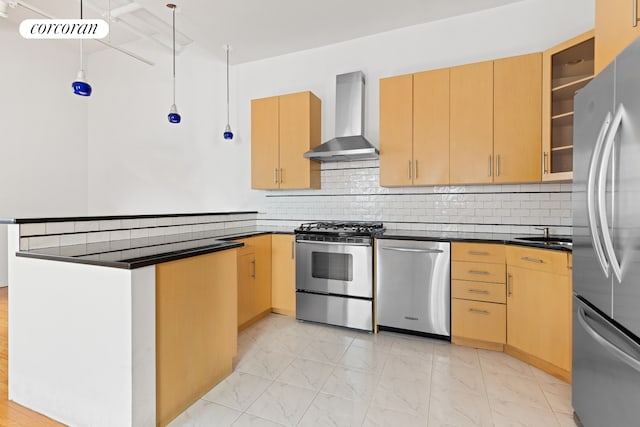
[451,242,506,351]
[505,246,572,382]
[156,249,238,427]
[235,235,272,330]
[452,243,573,382]
[271,234,296,317]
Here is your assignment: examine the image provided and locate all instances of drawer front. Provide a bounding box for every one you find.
[452,261,506,284]
[452,298,506,344]
[452,242,505,264]
[233,239,255,256]
[452,280,506,304]
[506,245,569,275]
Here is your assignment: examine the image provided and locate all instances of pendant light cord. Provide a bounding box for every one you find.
[79,0,84,71]
[172,5,176,105]
[226,45,230,125]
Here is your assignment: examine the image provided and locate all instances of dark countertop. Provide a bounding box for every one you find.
[0,211,258,225]
[16,227,295,270]
[15,225,569,270]
[377,229,572,252]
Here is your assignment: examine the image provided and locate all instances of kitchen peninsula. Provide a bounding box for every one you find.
[2,212,261,427]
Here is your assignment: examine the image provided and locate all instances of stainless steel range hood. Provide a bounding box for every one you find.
[304,71,379,162]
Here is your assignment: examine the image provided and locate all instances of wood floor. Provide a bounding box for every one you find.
[0,288,64,427]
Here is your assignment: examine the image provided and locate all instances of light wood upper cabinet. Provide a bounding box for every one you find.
[379,70,450,187]
[251,96,280,189]
[542,31,595,182]
[450,61,494,185]
[380,74,413,186]
[251,91,321,190]
[596,0,640,74]
[494,53,542,183]
[271,234,296,317]
[413,68,450,186]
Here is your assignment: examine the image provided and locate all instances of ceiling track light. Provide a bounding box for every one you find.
[167,3,181,124]
[0,1,9,18]
[71,0,92,96]
[223,44,234,140]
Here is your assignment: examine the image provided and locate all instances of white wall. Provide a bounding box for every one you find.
[87,40,262,215]
[0,19,89,285]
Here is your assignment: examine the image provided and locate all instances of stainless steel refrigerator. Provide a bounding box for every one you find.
[573,37,640,427]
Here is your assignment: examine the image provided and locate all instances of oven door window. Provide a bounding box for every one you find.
[311,251,353,282]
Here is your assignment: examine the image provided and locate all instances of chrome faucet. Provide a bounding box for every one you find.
[535,227,550,239]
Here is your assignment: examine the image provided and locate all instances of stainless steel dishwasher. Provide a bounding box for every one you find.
[376,239,450,338]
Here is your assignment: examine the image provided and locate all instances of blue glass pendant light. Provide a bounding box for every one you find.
[223,45,234,140]
[72,0,92,96]
[167,3,181,124]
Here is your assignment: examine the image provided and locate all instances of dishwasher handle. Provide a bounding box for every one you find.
[381,247,444,254]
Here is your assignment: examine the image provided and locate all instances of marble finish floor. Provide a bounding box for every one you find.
[169,314,577,427]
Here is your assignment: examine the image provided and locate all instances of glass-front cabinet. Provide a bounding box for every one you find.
[542,30,595,181]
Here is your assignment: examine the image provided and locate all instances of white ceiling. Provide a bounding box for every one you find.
[4,0,522,64]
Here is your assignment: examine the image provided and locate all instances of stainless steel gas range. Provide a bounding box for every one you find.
[294,221,384,331]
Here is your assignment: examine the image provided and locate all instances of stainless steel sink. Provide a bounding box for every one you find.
[513,236,573,247]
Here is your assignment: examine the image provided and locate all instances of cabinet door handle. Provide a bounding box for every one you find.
[507,273,513,296]
[274,168,278,184]
[521,256,544,264]
[468,251,490,256]
[280,168,283,184]
[543,152,549,174]
[291,240,295,260]
[408,160,412,180]
[251,260,256,278]
[634,0,639,27]
[488,155,492,177]
[468,270,490,275]
[469,308,490,315]
[415,160,418,180]
[468,289,490,295]
[496,154,501,177]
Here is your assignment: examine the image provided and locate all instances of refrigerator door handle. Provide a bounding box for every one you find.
[587,111,613,277]
[598,105,624,283]
[578,305,640,373]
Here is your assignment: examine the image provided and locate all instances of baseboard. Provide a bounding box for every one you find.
[271,308,295,317]
[452,336,504,352]
[238,309,272,332]
[504,344,571,383]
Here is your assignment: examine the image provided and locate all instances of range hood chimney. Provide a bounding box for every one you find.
[304,71,379,162]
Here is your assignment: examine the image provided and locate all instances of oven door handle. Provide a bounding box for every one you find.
[296,239,371,247]
[381,247,444,254]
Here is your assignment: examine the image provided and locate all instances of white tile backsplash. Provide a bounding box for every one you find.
[29,235,61,250]
[60,233,87,246]
[74,221,100,233]
[45,222,75,235]
[260,160,573,235]
[87,232,110,243]
[99,220,122,231]
[20,223,46,236]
